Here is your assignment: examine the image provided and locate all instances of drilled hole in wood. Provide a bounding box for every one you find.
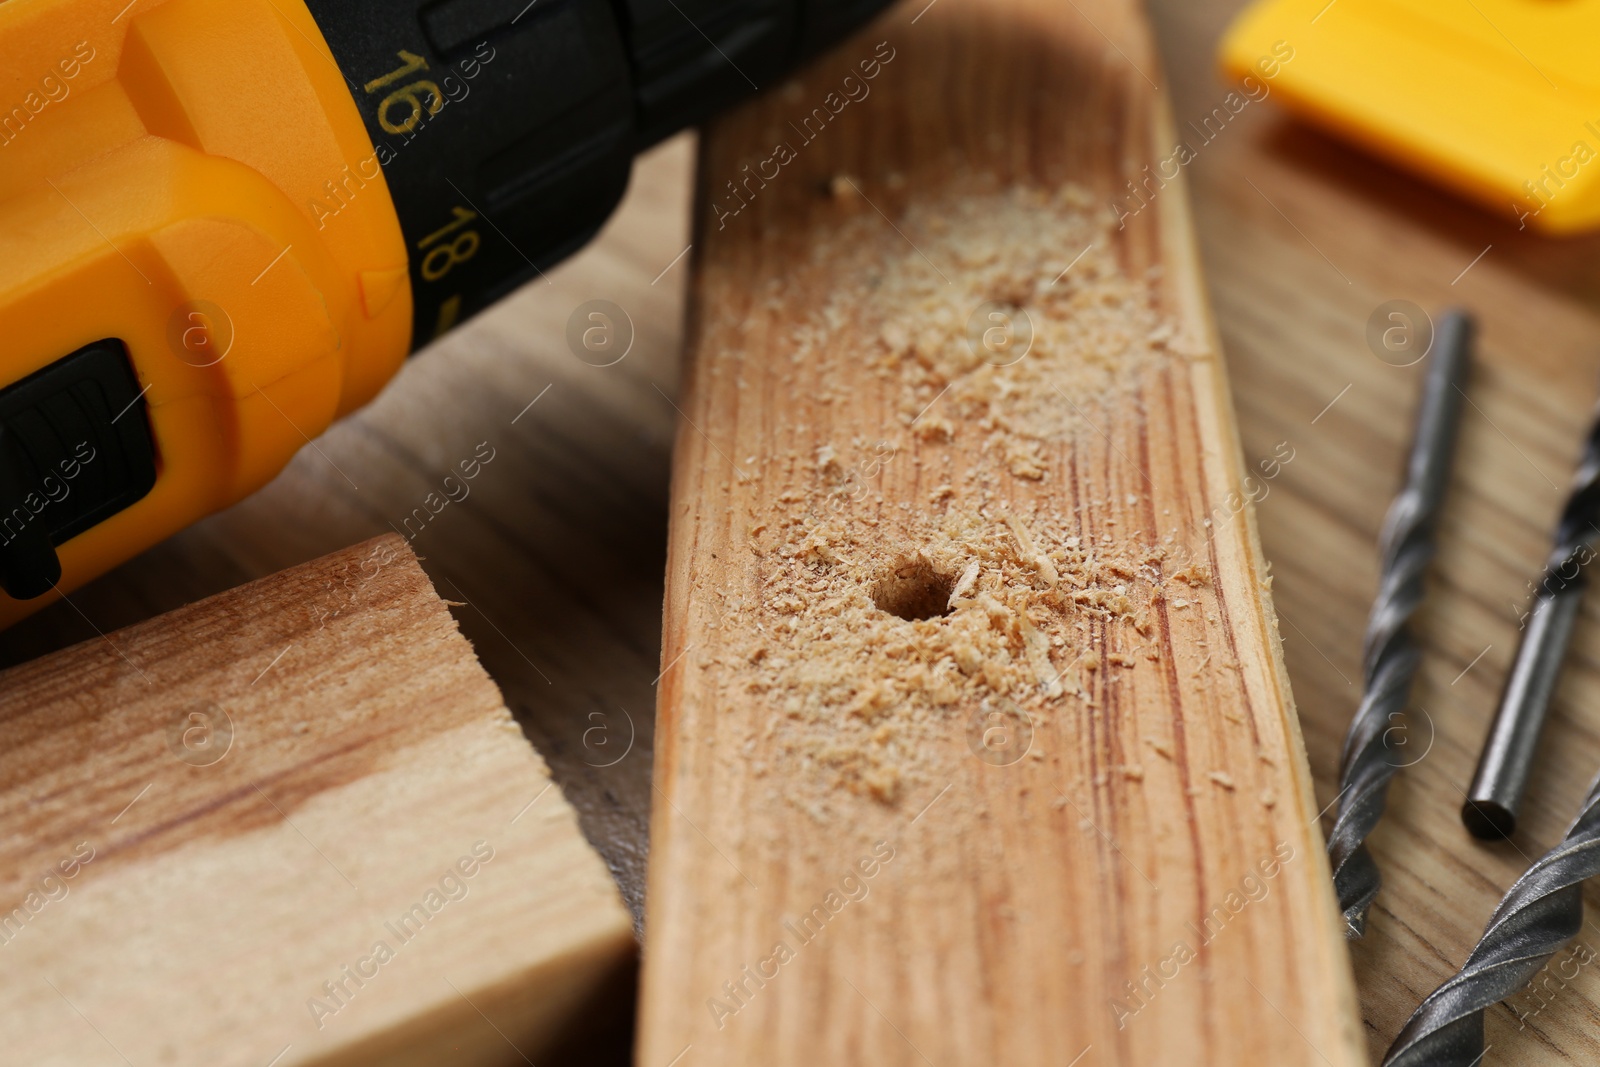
[870,556,955,621]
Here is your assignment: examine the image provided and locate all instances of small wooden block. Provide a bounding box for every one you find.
[639,0,1364,1063]
[0,534,633,1066]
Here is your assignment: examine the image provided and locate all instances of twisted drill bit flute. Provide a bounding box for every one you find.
[1327,310,1473,937]
[1384,773,1600,1066]
[1464,401,1600,838]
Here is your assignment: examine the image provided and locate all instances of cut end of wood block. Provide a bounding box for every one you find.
[0,535,634,1067]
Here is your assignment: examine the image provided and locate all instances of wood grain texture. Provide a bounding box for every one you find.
[637,1,1363,1063]
[0,535,633,1067]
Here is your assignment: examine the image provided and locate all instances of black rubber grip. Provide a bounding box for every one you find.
[304,0,894,351]
[0,340,156,599]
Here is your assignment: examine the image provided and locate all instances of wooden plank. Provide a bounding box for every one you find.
[638,1,1363,1064]
[0,534,634,1067]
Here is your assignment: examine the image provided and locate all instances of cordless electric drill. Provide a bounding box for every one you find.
[0,0,889,622]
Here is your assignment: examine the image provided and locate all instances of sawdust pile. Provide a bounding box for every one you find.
[730,183,1210,815]
[795,182,1202,465]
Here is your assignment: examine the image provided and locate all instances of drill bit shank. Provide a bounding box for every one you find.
[1465,400,1600,838]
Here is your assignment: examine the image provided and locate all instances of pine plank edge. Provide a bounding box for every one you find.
[639,1,1363,1064]
[0,534,634,1067]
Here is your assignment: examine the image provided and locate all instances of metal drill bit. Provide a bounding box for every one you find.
[1327,310,1473,938]
[1384,772,1600,1067]
[1465,401,1600,839]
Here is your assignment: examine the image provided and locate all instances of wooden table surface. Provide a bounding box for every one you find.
[8,1,1600,1062]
